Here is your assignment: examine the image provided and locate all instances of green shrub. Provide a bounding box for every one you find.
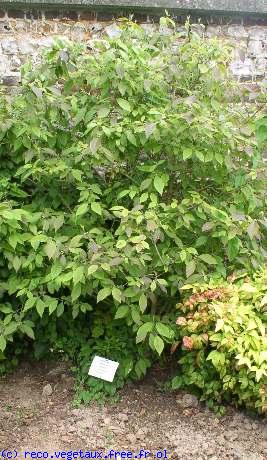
[0,20,266,404]
[73,311,152,403]
[34,305,152,403]
[172,268,267,414]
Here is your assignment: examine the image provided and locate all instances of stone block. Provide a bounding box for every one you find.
[18,39,37,55]
[0,54,10,76]
[1,73,21,86]
[54,22,72,34]
[191,23,205,37]
[104,23,122,39]
[38,21,55,34]
[232,43,247,62]
[176,25,187,38]
[140,23,156,35]
[0,22,12,33]
[253,58,266,78]
[248,26,267,41]
[12,19,28,32]
[230,58,254,80]
[227,25,248,39]
[88,23,104,34]
[10,55,22,71]
[205,25,222,37]
[36,37,55,48]
[159,25,173,36]
[1,39,18,54]
[247,40,266,58]
[70,23,88,40]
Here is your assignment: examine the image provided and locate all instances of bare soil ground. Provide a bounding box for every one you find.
[0,361,266,460]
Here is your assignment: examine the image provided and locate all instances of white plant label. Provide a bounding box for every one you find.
[88,355,119,382]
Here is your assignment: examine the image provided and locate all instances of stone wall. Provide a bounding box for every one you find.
[0,8,266,86]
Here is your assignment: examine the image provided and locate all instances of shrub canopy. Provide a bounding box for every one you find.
[0,20,266,409]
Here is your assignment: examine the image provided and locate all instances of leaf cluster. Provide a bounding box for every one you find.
[173,268,267,414]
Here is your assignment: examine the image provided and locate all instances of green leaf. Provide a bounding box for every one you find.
[207,350,225,368]
[126,131,137,146]
[116,240,127,249]
[44,240,57,260]
[140,193,148,203]
[131,235,145,244]
[256,369,265,382]
[101,263,110,272]
[100,262,110,272]
[48,299,58,315]
[13,256,21,272]
[135,358,148,376]
[36,299,45,318]
[97,106,110,118]
[186,260,196,278]
[198,63,209,73]
[0,336,6,352]
[9,234,19,249]
[247,221,260,240]
[71,283,81,301]
[227,237,240,261]
[158,279,168,286]
[4,322,17,335]
[73,266,84,285]
[199,254,217,265]
[56,303,64,317]
[215,318,224,332]
[195,150,204,162]
[153,175,165,195]
[88,265,98,275]
[69,235,83,248]
[20,324,35,339]
[74,107,87,124]
[0,305,12,314]
[154,335,164,355]
[115,305,129,319]
[123,358,133,377]
[117,98,131,112]
[171,376,182,390]
[112,286,122,303]
[183,148,192,160]
[97,287,111,303]
[136,322,153,343]
[155,322,174,339]
[90,138,101,154]
[24,297,36,312]
[139,294,147,313]
[91,202,102,216]
[72,169,82,182]
[76,203,88,217]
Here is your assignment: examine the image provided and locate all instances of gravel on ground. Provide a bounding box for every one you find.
[0,362,266,460]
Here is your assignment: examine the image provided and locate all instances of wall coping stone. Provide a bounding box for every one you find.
[0,0,266,17]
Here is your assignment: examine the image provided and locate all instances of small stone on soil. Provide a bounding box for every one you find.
[42,383,53,397]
